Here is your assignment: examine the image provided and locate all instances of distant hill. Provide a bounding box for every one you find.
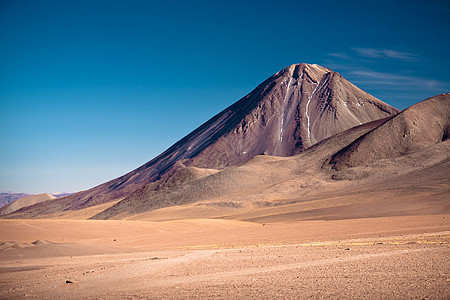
[51,192,74,198]
[0,193,33,208]
[0,192,73,210]
[0,193,56,215]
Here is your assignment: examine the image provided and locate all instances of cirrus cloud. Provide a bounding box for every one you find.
[350,70,444,90]
[351,48,419,61]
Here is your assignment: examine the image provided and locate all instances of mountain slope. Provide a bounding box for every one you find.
[330,93,450,170]
[90,118,390,220]
[2,63,399,216]
[91,94,449,220]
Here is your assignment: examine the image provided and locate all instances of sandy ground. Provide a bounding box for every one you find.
[1,215,449,299]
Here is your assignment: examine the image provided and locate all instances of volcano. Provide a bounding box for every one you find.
[7,63,399,215]
[92,93,448,220]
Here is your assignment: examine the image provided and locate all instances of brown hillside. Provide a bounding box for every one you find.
[330,93,450,170]
[87,94,449,221]
[88,118,394,220]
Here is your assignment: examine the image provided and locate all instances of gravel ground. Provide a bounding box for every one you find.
[1,233,448,299]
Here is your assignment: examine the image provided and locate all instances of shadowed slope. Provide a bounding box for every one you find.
[330,93,450,170]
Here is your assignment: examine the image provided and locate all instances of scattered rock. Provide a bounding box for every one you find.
[345,248,350,251]
[65,280,76,284]
[31,240,51,246]
[82,270,94,275]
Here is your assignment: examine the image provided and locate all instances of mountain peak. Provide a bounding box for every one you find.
[4,64,400,214]
[277,63,330,82]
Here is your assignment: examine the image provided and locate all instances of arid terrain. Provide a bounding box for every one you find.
[0,193,56,216]
[0,216,449,299]
[1,64,448,299]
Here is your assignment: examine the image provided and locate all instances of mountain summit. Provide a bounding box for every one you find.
[9,64,399,213]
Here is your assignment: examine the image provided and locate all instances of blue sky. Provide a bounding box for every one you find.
[1,0,449,193]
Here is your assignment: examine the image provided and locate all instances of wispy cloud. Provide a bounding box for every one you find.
[352,48,419,61]
[325,47,448,91]
[324,47,449,108]
[328,53,350,59]
[351,70,443,90]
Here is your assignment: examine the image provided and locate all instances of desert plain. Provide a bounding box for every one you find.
[1,210,449,299]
